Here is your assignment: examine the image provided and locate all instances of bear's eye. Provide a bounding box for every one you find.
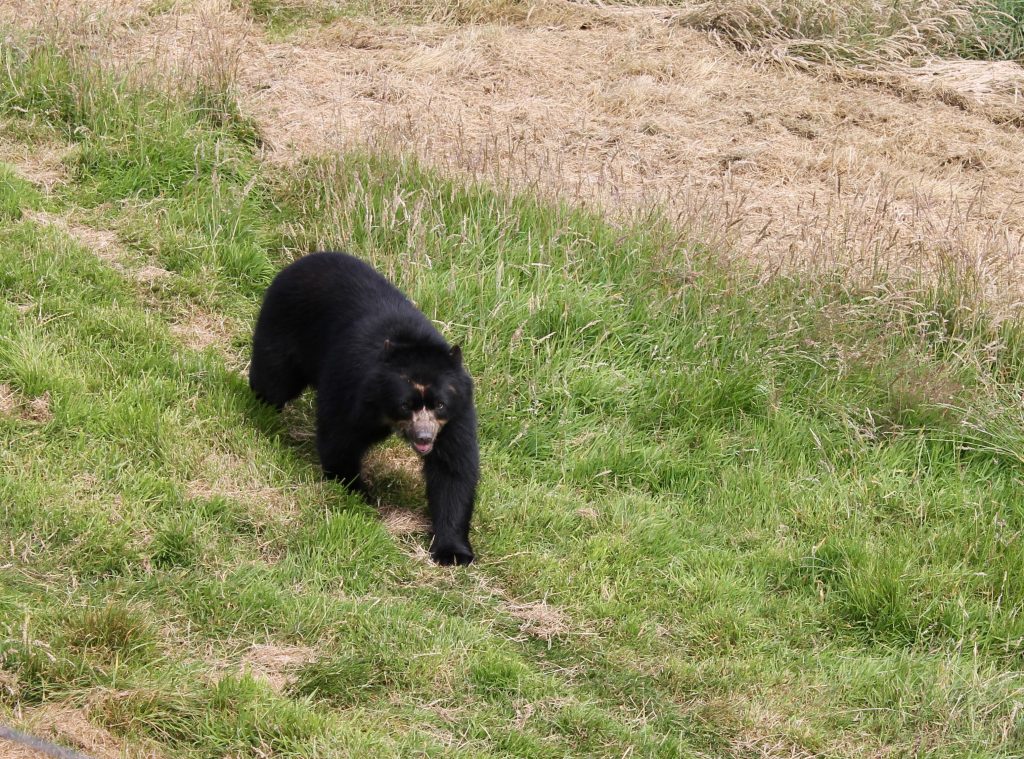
[400,401,412,412]
[435,401,445,411]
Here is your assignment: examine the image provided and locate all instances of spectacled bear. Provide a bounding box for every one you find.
[249,252,478,566]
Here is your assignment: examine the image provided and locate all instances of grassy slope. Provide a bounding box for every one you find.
[0,34,1023,758]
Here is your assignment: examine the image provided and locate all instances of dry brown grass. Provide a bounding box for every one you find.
[237,642,317,693]
[167,308,237,353]
[503,597,572,642]
[289,7,1019,299]
[185,451,285,505]
[184,450,298,556]
[456,573,576,643]
[0,130,70,191]
[377,504,432,535]
[0,383,53,424]
[16,702,164,759]
[905,58,1024,100]
[356,0,540,25]
[21,210,127,270]
[3,0,1023,303]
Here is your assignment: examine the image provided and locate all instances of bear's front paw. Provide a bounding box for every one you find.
[431,541,474,566]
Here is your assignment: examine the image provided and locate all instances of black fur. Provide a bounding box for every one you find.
[250,252,478,565]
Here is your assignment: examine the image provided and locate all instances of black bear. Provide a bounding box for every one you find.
[249,252,478,565]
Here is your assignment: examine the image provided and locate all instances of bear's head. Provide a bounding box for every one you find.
[378,342,470,457]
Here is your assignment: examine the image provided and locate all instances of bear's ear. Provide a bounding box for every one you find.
[450,345,462,364]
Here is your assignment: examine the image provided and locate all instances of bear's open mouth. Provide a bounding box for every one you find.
[393,407,442,457]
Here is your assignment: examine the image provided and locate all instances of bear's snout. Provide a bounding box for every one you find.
[396,408,443,456]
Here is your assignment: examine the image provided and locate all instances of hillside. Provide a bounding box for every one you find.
[1,1,1023,757]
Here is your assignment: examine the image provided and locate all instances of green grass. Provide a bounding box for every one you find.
[964,0,1024,61]
[1,35,1023,758]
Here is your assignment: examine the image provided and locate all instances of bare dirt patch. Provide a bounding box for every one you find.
[378,504,432,536]
[17,703,161,759]
[0,384,53,424]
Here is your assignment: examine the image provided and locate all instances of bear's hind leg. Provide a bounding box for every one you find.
[249,344,306,410]
[317,426,378,495]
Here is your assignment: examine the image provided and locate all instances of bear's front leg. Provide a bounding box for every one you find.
[423,415,478,565]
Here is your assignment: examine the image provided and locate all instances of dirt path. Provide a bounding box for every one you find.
[8,0,1024,299]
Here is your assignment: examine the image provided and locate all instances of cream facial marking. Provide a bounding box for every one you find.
[393,407,442,455]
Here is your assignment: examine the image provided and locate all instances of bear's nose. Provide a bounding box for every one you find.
[414,431,434,444]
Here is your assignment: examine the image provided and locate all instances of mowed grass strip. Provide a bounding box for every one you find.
[1,35,1023,757]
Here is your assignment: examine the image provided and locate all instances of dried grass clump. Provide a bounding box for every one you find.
[0,383,53,423]
[238,642,317,693]
[0,133,71,191]
[905,57,1024,99]
[0,0,156,46]
[310,0,609,28]
[19,703,151,759]
[22,210,127,270]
